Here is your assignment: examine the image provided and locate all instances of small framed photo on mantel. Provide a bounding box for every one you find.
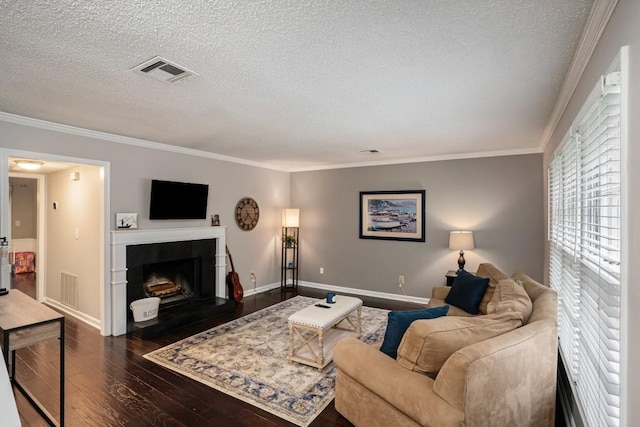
[116,213,138,230]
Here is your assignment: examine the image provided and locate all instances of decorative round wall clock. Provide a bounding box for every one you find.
[235,197,260,230]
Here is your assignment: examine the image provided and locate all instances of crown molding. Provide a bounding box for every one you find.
[289,147,542,172]
[0,111,543,172]
[540,0,619,152]
[0,111,287,172]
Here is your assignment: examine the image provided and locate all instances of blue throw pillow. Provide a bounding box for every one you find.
[445,270,490,315]
[379,305,450,359]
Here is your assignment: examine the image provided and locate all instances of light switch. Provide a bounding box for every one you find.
[15,220,21,227]
[75,228,79,240]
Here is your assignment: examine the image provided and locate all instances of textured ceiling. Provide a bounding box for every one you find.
[0,0,594,171]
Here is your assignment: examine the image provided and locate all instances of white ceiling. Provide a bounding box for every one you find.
[0,0,594,171]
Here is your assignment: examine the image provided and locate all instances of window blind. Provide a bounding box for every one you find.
[549,72,621,427]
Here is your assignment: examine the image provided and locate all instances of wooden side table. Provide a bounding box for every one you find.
[446,270,458,286]
[0,290,65,426]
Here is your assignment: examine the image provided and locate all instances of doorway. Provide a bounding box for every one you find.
[1,150,111,335]
[8,175,40,298]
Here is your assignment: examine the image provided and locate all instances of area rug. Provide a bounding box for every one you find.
[144,296,389,426]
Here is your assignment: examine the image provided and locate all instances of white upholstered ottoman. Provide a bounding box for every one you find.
[288,295,362,370]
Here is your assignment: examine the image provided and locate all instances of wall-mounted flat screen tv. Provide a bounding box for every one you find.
[149,179,209,220]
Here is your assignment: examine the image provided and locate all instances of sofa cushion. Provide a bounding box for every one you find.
[445,270,489,315]
[396,311,523,375]
[487,278,533,324]
[427,297,475,317]
[379,305,450,359]
[475,263,508,314]
[511,271,549,302]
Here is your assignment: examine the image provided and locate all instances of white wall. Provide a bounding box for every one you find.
[542,0,639,423]
[9,239,37,255]
[46,165,102,319]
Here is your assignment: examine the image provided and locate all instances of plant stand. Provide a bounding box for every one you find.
[281,226,299,293]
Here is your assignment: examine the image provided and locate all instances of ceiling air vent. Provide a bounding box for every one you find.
[131,56,199,84]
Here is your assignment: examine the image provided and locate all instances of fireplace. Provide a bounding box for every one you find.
[111,227,229,337]
[123,236,234,337]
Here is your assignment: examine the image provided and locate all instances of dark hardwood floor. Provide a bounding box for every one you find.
[9,271,36,298]
[11,280,421,427]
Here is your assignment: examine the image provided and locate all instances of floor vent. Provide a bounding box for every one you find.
[131,56,199,84]
[61,272,79,310]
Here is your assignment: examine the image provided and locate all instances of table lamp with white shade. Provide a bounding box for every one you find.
[449,230,474,273]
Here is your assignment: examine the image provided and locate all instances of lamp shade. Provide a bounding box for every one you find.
[449,231,474,250]
[282,209,300,227]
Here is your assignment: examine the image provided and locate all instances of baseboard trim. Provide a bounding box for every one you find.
[45,297,101,330]
[44,282,425,331]
[298,280,430,305]
[242,282,281,297]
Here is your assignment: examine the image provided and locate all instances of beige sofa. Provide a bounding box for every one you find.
[333,267,558,427]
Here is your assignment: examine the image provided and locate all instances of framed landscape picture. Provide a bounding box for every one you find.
[359,190,425,242]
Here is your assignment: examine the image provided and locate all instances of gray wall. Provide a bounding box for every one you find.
[542,0,639,423]
[0,121,290,289]
[291,154,543,299]
[9,177,36,239]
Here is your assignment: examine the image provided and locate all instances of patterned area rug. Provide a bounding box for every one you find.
[144,296,389,426]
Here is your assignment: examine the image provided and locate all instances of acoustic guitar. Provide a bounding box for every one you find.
[225,246,244,303]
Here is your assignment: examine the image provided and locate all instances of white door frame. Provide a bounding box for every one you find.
[1,149,112,336]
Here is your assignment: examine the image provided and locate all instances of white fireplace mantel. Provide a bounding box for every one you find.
[110,227,227,336]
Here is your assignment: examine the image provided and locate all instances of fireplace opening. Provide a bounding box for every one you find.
[142,257,200,306]
[125,238,224,336]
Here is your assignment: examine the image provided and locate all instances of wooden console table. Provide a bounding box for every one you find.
[0,290,65,426]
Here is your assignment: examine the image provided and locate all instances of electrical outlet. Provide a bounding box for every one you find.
[398,275,405,286]
[320,267,324,274]
[250,272,256,283]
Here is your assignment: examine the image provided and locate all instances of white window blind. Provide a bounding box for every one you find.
[549,71,621,427]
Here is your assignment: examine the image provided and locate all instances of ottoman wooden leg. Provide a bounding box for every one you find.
[317,328,325,371]
[288,323,294,364]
